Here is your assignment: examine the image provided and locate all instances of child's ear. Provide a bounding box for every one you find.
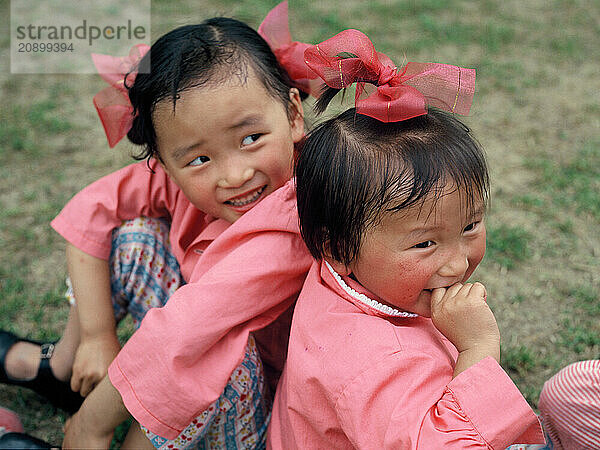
[288,88,304,143]
[324,257,352,276]
[323,242,352,276]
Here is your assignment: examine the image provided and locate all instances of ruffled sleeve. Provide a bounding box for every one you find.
[336,355,544,449]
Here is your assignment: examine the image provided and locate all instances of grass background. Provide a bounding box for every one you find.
[0,0,598,445]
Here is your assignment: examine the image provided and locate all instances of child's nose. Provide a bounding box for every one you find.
[438,252,469,280]
[217,162,255,189]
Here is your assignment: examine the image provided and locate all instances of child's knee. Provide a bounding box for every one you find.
[109,217,183,323]
[540,360,600,408]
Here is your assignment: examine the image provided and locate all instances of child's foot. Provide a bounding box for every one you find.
[0,431,54,449]
[0,331,84,413]
[3,340,71,383]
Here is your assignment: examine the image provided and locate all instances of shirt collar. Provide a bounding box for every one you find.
[322,261,418,319]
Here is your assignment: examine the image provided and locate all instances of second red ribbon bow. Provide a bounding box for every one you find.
[304,29,476,122]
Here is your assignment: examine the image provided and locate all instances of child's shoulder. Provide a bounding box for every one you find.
[266,178,296,204]
[292,273,456,384]
[288,308,455,401]
[90,159,167,183]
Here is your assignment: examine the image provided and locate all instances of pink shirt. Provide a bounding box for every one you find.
[105,179,311,439]
[52,163,312,439]
[268,261,545,449]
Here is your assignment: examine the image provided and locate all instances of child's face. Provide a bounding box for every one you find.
[153,70,304,223]
[335,184,486,318]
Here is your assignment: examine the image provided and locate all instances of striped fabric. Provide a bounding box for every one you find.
[538,360,600,450]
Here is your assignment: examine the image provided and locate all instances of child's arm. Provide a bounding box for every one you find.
[50,161,181,394]
[66,243,121,397]
[63,375,128,449]
[335,352,543,449]
[324,286,541,448]
[430,282,500,378]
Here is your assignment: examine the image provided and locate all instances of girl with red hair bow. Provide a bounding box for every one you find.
[3,3,314,448]
[268,29,544,449]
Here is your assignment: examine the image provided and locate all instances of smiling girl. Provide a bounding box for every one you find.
[1,8,311,448]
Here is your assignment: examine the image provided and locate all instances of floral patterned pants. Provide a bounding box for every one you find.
[66,217,270,449]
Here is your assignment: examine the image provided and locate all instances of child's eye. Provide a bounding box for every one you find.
[241,134,262,146]
[463,221,479,232]
[413,240,435,249]
[188,155,210,167]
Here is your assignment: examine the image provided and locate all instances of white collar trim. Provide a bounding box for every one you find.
[324,261,418,318]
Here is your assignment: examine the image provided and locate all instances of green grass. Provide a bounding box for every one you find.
[560,321,600,354]
[0,276,27,327]
[0,106,35,154]
[0,102,74,158]
[571,286,600,316]
[501,343,545,405]
[502,344,536,377]
[509,293,526,304]
[511,194,546,210]
[485,224,532,269]
[558,285,600,354]
[27,99,73,134]
[477,59,527,95]
[526,142,600,219]
[415,14,515,54]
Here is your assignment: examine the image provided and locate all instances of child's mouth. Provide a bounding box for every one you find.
[225,186,266,207]
[424,285,451,293]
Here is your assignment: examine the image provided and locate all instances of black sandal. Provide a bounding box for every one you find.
[0,432,54,449]
[0,331,84,414]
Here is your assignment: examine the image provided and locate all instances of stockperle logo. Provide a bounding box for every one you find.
[11,0,151,74]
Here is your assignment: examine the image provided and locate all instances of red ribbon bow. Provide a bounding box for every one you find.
[92,44,150,148]
[258,1,321,97]
[304,29,476,122]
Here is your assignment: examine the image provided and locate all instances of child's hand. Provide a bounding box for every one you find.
[430,282,500,377]
[71,333,121,397]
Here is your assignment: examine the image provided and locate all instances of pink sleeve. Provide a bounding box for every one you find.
[50,160,179,260]
[337,355,544,449]
[108,183,313,439]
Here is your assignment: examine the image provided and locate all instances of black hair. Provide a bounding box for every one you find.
[296,95,489,266]
[126,17,301,160]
